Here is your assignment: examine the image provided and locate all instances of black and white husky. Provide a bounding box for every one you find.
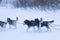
[40,20,54,31]
[24,18,40,31]
[7,17,18,29]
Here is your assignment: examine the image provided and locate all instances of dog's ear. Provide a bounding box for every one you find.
[7,18,10,22]
[35,18,39,22]
[16,17,18,21]
[7,18,10,20]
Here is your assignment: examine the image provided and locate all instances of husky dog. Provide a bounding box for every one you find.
[41,20,54,31]
[7,17,18,29]
[24,18,40,31]
[0,21,7,31]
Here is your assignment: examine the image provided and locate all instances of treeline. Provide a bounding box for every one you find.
[15,0,60,9]
[0,0,2,3]
[0,0,60,9]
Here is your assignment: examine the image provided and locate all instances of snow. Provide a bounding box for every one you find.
[0,7,60,40]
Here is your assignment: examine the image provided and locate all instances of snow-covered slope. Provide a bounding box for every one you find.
[0,7,60,40]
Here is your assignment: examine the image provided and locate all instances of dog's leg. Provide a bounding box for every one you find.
[0,26,6,32]
[0,27,2,32]
[38,27,41,32]
[26,28,29,32]
[46,26,51,32]
[36,26,41,32]
[13,22,17,29]
[26,29,28,32]
[33,27,36,32]
[3,24,6,31]
[14,24,17,29]
[26,27,30,32]
[38,23,41,32]
[9,25,11,29]
[2,27,6,31]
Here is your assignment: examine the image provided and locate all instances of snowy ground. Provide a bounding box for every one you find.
[0,7,60,40]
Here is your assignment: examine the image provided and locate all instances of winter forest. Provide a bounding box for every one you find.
[0,0,60,40]
[0,0,60,9]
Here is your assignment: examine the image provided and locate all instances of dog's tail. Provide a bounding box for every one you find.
[48,20,54,23]
[16,17,18,21]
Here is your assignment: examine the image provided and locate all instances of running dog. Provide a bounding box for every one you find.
[41,20,54,31]
[23,18,40,31]
[7,17,18,29]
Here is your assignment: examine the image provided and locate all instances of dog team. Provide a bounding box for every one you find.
[0,17,54,31]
